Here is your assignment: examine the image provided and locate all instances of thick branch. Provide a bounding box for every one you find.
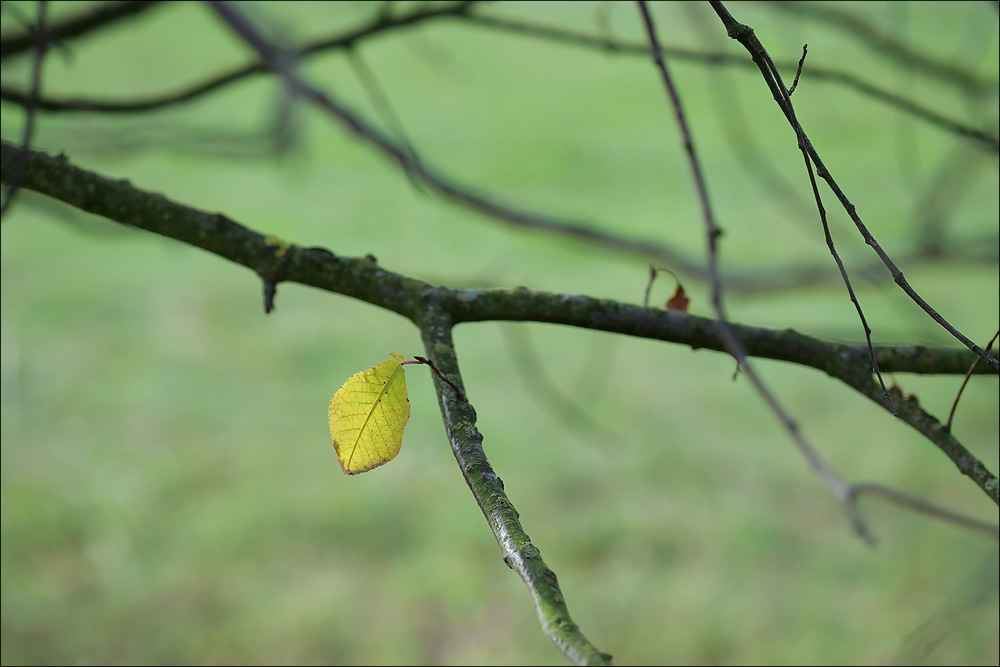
[2,139,996,507]
[416,311,612,666]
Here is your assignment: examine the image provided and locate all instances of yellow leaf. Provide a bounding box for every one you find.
[328,352,411,475]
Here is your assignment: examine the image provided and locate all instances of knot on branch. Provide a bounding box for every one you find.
[728,22,753,40]
[258,234,293,313]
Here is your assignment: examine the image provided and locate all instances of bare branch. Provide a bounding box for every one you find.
[709,1,999,370]
[455,12,998,152]
[947,330,1000,430]
[1,0,49,219]
[0,0,163,60]
[637,0,879,543]
[203,6,612,663]
[201,1,720,284]
[416,317,612,667]
[788,43,807,96]
[761,0,998,95]
[4,138,996,508]
[850,483,999,539]
[0,1,478,112]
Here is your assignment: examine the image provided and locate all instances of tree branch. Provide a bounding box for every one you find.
[3,3,993,293]
[454,12,998,152]
[416,312,612,666]
[760,0,998,95]
[1,1,478,111]
[637,0,874,542]
[708,1,999,370]
[3,139,995,509]
[0,0,163,60]
[849,483,999,539]
[1,0,49,218]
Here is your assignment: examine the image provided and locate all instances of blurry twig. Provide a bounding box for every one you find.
[2,5,996,152]
[946,330,999,430]
[455,12,998,152]
[1,1,49,219]
[895,552,999,664]
[345,46,425,191]
[0,1,479,112]
[0,0,162,60]
[500,324,622,446]
[760,0,997,95]
[910,146,985,255]
[202,1,719,284]
[850,483,999,539]
[637,1,877,544]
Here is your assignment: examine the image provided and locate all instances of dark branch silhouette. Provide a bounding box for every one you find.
[1,2,996,663]
[709,1,999,370]
[0,0,163,60]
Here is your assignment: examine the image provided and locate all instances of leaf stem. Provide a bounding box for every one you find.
[407,356,467,401]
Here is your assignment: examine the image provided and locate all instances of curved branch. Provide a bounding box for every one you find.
[760,0,998,95]
[0,1,478,112]
[3,139,995,508]
[416,312,612,666]
[3,5,993,294]
[4,7,994,153]
[638,0,872,542]
[1,0,49,218]
[455,12,998,153]
[849,483,999,539]
[0,0,163,60]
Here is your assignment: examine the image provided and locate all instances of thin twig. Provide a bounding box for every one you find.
[1,0,48,219]
[760,0,997,94]
[788,43,807,96]
[409,356,465,401]
[850,483,999,539]
[456,12,998,152]
[0,0,162,59]
[644,265,685,309]
[0,1,478,112]
[642,264,656,308]
[708,1,998,371]
[498,325,622,445]
[345,46,425,192]
[946,330,999,430]
[753,31,897,414]
[636,1,876,542]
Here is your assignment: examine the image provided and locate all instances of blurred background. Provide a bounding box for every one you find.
[2,1,998,664]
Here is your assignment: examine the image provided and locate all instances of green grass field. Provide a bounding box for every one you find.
[2,2,998,664]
